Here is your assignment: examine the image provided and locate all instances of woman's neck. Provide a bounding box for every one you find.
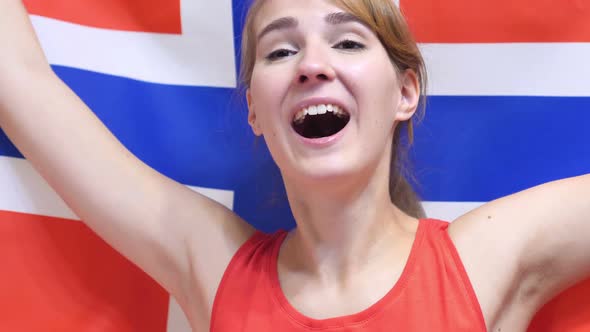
[281,160,418,282]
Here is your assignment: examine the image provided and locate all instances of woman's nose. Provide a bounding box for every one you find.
[295,48,336,85]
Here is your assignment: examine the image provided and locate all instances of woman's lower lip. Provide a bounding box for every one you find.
[293,124,348,147]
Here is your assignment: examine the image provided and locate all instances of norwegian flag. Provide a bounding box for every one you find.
[0,0,588,331]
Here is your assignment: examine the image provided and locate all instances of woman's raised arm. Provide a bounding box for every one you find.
[0,0,255,324]
[448,174,590,328]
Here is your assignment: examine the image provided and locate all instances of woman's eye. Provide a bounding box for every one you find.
[266,49,297,61]
[334,39,365,50]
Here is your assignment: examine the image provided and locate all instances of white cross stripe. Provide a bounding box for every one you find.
[30,0,237,87]
[421,43,590,96]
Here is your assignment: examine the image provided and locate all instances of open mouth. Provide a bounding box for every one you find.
[292,104,351,139]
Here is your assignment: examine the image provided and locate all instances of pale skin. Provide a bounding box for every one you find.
[0,0,588,331]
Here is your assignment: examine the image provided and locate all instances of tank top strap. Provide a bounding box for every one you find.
[210,229,287,329]
[421,217,451,231]
[417,218,487,331]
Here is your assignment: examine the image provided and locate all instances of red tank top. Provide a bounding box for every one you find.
[210,218,486,331]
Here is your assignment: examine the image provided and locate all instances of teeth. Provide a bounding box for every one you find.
[293,104,347,123]
[334,106,347,118]
[293,109,307,124]
[308,105,318,115]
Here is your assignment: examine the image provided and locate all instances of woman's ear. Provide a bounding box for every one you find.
[395,69,420,122]
[246,89,263,136]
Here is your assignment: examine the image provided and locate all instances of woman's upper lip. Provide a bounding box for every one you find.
[289,97,350,122]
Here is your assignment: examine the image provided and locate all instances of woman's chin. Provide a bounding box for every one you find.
[284,161,367,187]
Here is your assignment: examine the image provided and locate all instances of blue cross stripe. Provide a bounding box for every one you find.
[1,0,590,231]
[2,64,590,231]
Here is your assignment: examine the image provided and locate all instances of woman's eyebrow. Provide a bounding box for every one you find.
[257,17,297,41]
[257,12,367,42]
[325,12,366,27]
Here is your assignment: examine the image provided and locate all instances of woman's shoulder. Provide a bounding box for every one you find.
[229,228,289,265]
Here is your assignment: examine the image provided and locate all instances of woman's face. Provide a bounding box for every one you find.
[248,0,418,184]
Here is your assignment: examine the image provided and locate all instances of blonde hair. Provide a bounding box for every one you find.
[240,0,427,218]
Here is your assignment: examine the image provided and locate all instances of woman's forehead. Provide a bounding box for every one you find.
[252,0,348,34]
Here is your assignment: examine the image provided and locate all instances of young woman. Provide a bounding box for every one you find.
[1,0,589,331]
